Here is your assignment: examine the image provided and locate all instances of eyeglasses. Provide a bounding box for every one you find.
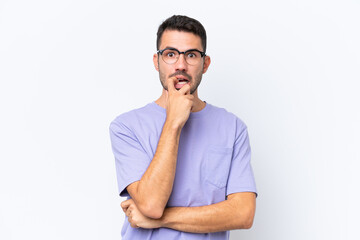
[157,47,206,65]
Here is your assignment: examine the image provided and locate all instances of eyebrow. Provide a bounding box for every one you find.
[163,46,203,52]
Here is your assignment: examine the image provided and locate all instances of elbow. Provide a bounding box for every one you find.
[238,208,255,229]
[242,217,254,229]
[138,202,165,219]
[144,208,164,219]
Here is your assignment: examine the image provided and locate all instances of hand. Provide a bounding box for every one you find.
[165,76,194,129]
[121,199,162,229]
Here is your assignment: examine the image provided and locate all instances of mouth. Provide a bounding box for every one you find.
[175,75,189,83]
[175,77,190,89]
[177,78,189,83]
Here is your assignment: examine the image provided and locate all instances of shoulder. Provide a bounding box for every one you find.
[208,103,247,130]
[109,103,152,133]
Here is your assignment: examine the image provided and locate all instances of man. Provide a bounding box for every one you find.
[109,15,257,239]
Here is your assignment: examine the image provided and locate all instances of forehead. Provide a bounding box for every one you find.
[160,30,203,51]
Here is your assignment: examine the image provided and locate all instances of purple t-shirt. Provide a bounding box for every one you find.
[109,101,257,240]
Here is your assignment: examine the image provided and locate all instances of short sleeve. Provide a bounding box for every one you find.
[226,118,257,198]
[109,119,151,198]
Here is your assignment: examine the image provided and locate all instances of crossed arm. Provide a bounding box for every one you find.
[118,116,256,233]
[121,191,256,233]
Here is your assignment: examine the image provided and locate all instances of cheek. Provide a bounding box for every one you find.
[159,64,172,76]
[194,66,204,77]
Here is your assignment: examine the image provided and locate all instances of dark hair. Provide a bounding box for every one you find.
[156,15,207,52]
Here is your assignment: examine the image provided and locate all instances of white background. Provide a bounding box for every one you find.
[1,0,359,239]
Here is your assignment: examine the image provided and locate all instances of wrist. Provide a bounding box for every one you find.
[158,208,172,228]
[164,119,182,132]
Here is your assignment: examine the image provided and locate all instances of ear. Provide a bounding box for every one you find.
[153,53,159,72]
[202,55,211,74]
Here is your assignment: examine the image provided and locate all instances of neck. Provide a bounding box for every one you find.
[155,89,206,112]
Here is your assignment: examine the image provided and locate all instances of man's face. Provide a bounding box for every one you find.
[153,30,210,94]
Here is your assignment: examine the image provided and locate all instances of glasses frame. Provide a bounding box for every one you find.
[157,47,206,65]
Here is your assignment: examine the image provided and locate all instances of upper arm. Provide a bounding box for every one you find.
[109,120,150,198]
[227,192,256,204]
[226,121,257,197]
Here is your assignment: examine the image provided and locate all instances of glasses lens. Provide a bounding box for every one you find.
[162,49,179,64]
[185,51,201,65]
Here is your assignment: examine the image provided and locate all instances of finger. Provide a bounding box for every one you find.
[178,82,191,95]
[167,76,177,92]
[121,199,131,209]
[122,206,127,213]
[131,223,139,228]
[126,208,131,217]
[121,200,132,213]
[165,90,169,109]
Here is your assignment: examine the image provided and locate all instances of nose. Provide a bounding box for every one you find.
[175,53,188,72]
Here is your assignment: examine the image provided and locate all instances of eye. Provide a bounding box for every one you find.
[186,52,198,58]
[165,51,176,58]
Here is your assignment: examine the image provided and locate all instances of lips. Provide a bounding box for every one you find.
[175,77,190,89]
[175,75,189,82]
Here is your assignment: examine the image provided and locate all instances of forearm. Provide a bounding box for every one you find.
[159,197,255,233]
[136,120,182,217]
